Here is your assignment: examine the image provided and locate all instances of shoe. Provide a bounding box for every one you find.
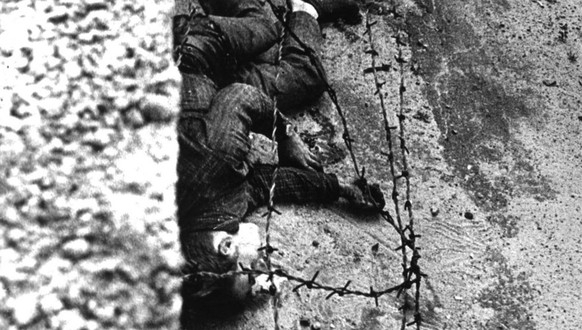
[303,0,362,24]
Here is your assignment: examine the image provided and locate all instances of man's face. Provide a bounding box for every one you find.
[212,223,264,299]
[232,222,264,269]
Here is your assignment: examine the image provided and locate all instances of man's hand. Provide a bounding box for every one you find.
[339,179,386,211]
[251,274,286,296]
[278,133,322,172]
[339,181,368,207]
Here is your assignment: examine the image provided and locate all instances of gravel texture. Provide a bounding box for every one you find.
[1,0,181,329]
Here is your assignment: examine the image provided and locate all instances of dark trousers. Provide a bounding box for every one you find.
[175,0,331,229]
[174,0,325,113]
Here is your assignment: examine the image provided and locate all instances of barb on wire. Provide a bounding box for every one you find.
[264,0,363,179]
[184,267,409,300]
[260,2,293,329]
[364,8,425,329]
[394,25,425,330]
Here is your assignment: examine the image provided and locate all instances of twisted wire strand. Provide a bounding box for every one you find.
[184,267,408,301]
[395,29,424,330]
[264,0,362,178]
[363,12,408,329]
[364,9,424,329]
[261,1,292,328]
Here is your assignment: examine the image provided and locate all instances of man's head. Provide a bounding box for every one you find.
[181,223,265,300]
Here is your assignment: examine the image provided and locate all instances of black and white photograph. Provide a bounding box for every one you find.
[1,0,581,329]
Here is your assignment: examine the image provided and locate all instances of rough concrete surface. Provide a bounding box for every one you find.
[1,0,581,329]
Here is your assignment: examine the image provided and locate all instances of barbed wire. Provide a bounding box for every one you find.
[174,0,426,328]
[363,8,425,329]
[395,22,424,330]
[261,1,291,328]
[183,266,410,305]
[364,11,408,329]
[264,0,363,179]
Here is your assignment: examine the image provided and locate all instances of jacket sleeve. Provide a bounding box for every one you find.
[246,164,340,210]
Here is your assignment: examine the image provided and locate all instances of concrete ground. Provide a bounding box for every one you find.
[183,0,582,329]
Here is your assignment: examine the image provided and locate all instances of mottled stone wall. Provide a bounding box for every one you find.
[0,0,182,328]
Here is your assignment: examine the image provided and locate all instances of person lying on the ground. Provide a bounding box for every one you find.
[173,0,384,303]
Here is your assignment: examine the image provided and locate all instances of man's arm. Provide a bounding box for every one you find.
[246,164,386,212]
[246,165,340,209]
[275,114,322,172]
[244,90,322,172]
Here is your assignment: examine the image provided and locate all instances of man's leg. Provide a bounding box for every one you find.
[232,0,361,114]
[183,82,276,183]
[233,9,325,114]
[173,1,279,85]
[197,0,268,18]
[202,84,273,166]
[176,82,277,229]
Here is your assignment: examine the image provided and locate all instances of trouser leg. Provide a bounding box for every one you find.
[233,11,326,114]
[175,82,275,224]
[198,0,268,18]
[198,0,281,62]
[173,2,278,86]
[197,83,275,174]
[211,16,280,63]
